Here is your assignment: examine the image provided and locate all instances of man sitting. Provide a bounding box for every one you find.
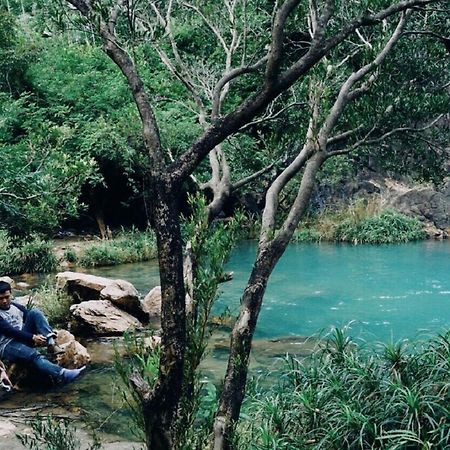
[0,280,85,384]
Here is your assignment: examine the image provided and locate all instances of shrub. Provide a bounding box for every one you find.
[31,283,73,328]
[237,329,450,449]
[294,203,426,245]
[17,415,101,450]
[335,210,426,244]
[78,228,157,267]
[0,230,57,274]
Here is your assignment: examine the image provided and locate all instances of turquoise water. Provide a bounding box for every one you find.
[216,240,450,342]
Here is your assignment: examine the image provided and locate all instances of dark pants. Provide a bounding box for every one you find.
[2,309,62,379]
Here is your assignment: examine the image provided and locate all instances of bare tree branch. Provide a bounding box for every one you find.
[231,162,276,191]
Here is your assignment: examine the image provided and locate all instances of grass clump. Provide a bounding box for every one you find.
[30,283,73,328]
[237,328,450,449]
[78,228,157,267]
[294,201,425,244]
[0,230,57,274]
[17,414,101,450]
[335,210,426,244]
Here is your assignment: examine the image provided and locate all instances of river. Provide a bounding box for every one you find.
[3,240,449,443]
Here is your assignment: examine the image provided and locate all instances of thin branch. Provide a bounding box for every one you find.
[327,114,444,156]
[239,100,306,131]
[363,114,444,144]
[327,125,365,146]
[231,162,276,191]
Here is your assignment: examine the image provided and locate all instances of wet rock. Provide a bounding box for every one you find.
[56,271,149,322]
[70,300,142,336]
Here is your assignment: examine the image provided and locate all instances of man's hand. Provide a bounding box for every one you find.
[32,334,47,346]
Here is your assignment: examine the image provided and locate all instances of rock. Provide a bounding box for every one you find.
[54,330,91,369]
[143,335,161,350]
[142,286,162,319]
[388,186,450,237]
[0,276,15,288]
[56,272,149,322]
[70,300,142,336]
[12,295,32,307]
[0,420,16,437]
[142,286,193,320]
[16,282,30,290]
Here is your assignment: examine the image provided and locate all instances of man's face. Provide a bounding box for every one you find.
[0,291,11,310]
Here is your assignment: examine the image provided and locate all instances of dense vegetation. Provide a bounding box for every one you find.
[1,1,449,449]
[238,328,450,449]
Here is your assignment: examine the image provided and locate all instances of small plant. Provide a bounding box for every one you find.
[31,283,73,327]
[63,248,78,264]
[17,415,101,450]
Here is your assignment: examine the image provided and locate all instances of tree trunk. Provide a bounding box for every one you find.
[140,177,187,449]
[213,151,326,449]
[212,242,285,450]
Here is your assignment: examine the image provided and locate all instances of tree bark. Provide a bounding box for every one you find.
[139,176,187,449]
[213,151,326,450]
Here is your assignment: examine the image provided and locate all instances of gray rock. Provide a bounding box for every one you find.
[70,300,142,336]
[388,186,450,237]
[56,271,149,322]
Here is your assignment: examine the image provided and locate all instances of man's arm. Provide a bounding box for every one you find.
[0,318,34,346]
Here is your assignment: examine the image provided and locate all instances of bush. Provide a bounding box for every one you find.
[294,204,426,245]
[31,283,73,328]
[78,228,157,267]
[0,230,57,274]
[237,329,450,449]
[335,210,426,244]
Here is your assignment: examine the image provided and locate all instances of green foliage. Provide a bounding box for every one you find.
[0,92,96,236]
[78,229,157,267]
[237,328,450,449]
[176,194,244,447]
[294,203,426,245]
[31,283,73,327]
[17,414,101,450]
[114,333,161,442]
[335,210,426,244]
[0,230,57,274]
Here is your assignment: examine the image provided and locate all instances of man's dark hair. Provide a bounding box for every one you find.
[0,281,11,294]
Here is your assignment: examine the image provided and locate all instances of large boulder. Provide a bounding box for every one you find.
[70,300,142,336]
[387,185,450,238]
[56,272,149,322]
